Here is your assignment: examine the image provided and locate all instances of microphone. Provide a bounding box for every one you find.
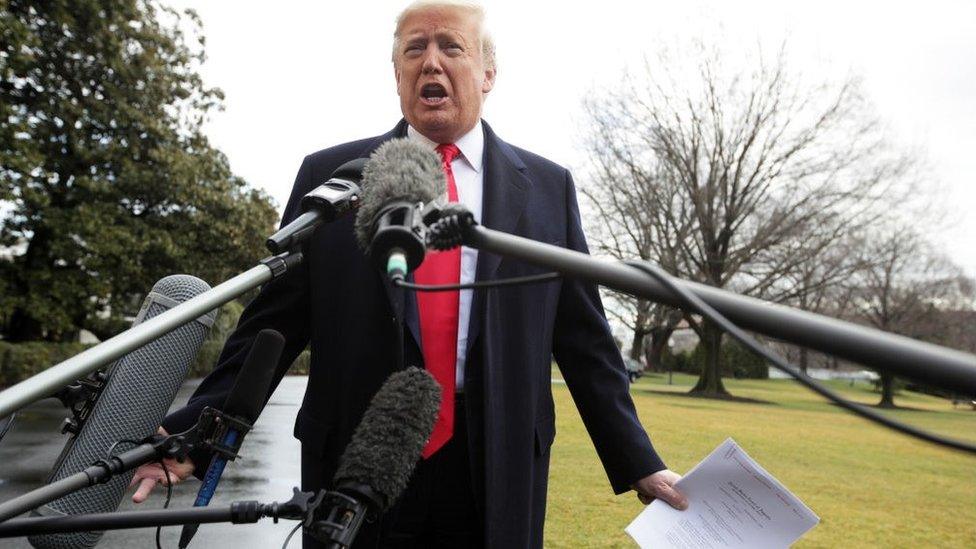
[177,329,286,548]
[267,158,368,253]
[29,275,216,549]
[312,367,440,547]
[353,138,443,281]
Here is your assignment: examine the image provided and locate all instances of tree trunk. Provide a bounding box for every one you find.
[629,330,646,362]
[645,326,674,372]
[5,227,49,342]
[799,347,809,375]
[878,372,896,408]
[691,320,730,396]
[6,308,44,342]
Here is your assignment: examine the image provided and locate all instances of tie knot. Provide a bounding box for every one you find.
[435,143,461,165]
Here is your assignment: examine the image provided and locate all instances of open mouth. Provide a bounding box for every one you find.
[420,83,448,106]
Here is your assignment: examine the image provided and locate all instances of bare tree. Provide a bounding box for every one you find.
[579,42,909,397]
[848,226,974,407]
[598,292,682,370]
[771,234,868,373]
[579,156,687,368]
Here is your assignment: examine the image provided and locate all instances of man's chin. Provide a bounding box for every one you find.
[410,113,459,142]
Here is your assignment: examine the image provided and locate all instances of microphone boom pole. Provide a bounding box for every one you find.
[0,253,302,419]
[452,218,976,395]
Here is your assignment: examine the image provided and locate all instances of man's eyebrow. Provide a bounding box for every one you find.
[401,29,466,48]
[433,30,466,44]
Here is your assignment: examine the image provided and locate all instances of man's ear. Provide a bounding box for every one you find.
[482,68,496,94]
[394,63,402,96]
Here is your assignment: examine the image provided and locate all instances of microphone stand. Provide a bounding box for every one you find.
[0,488,315,538]
[0,251,302,420]
[0,487,371,548]
[0,406,252,523]
[428,208,976,395]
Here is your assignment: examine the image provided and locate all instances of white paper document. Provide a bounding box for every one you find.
[626,438,819,549]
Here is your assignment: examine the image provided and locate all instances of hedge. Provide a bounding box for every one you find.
[661,339,768,379]
[0,341,92,389]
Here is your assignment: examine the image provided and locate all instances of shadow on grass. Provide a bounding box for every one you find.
[633,387,773,406]
[826,400,951,414]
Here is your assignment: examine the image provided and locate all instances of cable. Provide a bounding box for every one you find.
[624,260,976,455]
[395,272,560,292]
[105,438,141,459]
[156,457,173,549]
[282,521,303,549]
[104,439,174,548]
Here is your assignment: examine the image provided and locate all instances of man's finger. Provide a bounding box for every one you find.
[132,477,158,504]
[130,462,161,482]
[655,484,689,510]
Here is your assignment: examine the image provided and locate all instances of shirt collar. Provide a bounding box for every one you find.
[406,120,484,173]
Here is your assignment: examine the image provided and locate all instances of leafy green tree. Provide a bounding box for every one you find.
[1,1,278,341]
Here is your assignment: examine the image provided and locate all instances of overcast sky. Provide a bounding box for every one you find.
[165,0,976,275]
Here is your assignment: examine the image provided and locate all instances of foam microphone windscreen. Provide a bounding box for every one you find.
[352,138,444,251]
[332,367,441,512]
[29,275,216,549]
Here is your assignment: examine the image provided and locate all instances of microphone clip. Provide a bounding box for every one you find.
[260,251,305,279]
[54,370,109,436]
[368,200,429,276]
[194,406,254,461]
[424,203,476,251]
[304,487,378,548]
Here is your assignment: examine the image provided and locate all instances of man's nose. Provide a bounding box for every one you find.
[421,45,443,74]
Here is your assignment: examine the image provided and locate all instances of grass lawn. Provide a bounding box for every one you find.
[544,372,976,548]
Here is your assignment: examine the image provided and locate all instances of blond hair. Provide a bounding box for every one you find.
[392,0,496,71]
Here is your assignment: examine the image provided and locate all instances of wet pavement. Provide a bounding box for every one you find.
[0,376,308,548]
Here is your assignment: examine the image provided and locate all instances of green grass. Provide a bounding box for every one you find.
[545,372,976,548]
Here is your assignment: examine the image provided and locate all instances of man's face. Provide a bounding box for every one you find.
[394,8,495,144]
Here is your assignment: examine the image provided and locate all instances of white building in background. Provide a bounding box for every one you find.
[669,324,699,353]
[768,367,879,382]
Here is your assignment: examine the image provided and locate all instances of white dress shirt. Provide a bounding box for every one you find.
[407,121,484,391]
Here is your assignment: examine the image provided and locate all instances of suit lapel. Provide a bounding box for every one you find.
[464,122,530,363]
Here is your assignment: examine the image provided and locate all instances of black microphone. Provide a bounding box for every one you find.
[178,329,286,548]
[29,275,216,549]
[353,138,443,280]
[311,367,440,547]
[267,158,368,253]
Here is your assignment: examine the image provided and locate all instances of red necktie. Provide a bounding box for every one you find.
[416,143,462,458]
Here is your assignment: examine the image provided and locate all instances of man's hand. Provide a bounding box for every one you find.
[128,428,195,503]
[632,469,688,510]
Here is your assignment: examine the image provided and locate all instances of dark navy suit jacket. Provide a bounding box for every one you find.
[162,120,666,548]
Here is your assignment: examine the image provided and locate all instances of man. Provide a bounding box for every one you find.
[131,1,686,546]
